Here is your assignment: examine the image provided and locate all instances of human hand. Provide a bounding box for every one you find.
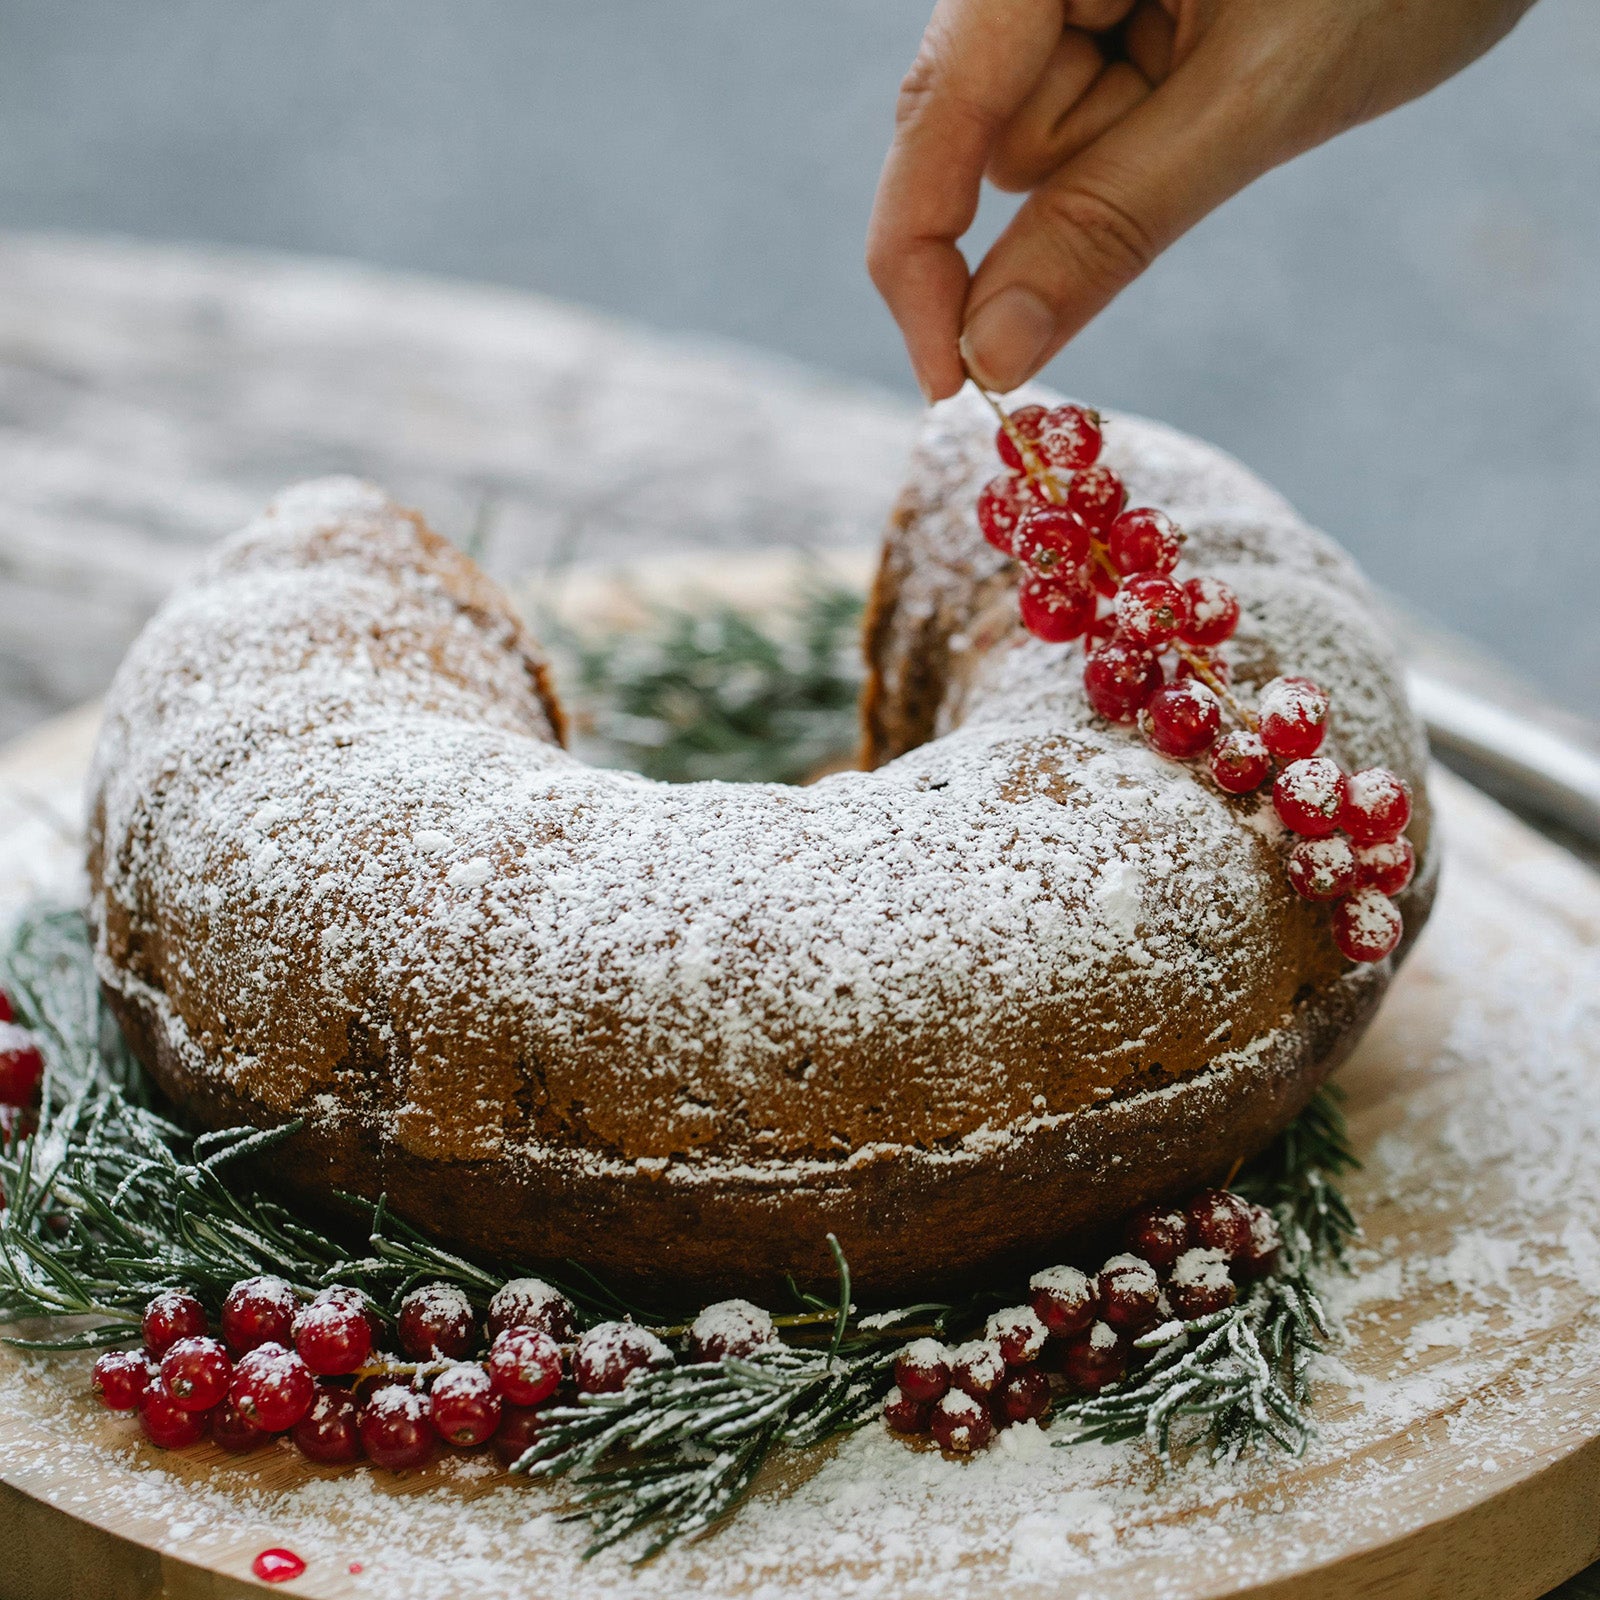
[867,0,1536,400]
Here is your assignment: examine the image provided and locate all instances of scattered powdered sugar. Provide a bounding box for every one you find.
[1030,1264,1091,1296]
[1170,1247,1231,1294]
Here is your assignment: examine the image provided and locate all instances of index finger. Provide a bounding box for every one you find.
[866,0,1075,400]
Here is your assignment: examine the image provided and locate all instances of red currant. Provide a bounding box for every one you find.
[1114,573,1190,648]
[142,1290,208,1359]
[1090,561,1120,599]
[572,1321,671,1394]
[1122,1205,1192,1272]
[882,1386,932,1434]
[292,1385,365,1464]
[1084,641,1164,723]
[493,1404,548,1468]
[976,474,1034,552]
[211,1394,270,1454]
[1036,403,1103,470]
[1097,1255,1161,1333]
[486,1327,563,1407]
[430,1362,503,1447]
[1019,574,1096,642]
[1209,729,1272,795]
[1330,888,1404,963]
[1012,505,1090,579]
[1028,1265,1097,1336]
[138,1384,209,1450]
[221,1275,297,1355]
[92,1349,154,1411]
[1107,507,1182,576]
[995,404,1048,471]
[398,1284,478,1362]
[360,1385,437,1472]
[1257,676,1330,760]
[0,1026,44,1107]
[949,1340,1005,1399]
[930,1388,993,1454]
[995,1366,1052,1425]
[1064,464,1126,534]
[1286,835,1360,901]
[486,1278,578,1343]
[1141,681,1221,760]
[1188,1189,1254,1259]
[1273,758,1348,838]
[984,1306,1048,1366]
[1060,1323,1127,1394]
[1167,1248,1238,1318]
[688,1299,778,1363]
[159,1335,232,1411]
[230,1341,315,1432]
[1238,1204,1283,1280]
[1179,577,1240,648]
[1356,836,1416,895]
[293,1287,374,1377]
[0,990,12,1024]
[893,1338,952,1403]
[1339,767,1412,845]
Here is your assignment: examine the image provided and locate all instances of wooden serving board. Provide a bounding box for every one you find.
[3,695,1600,1600]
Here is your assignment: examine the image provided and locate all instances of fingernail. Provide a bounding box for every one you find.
[959,287,1056,393]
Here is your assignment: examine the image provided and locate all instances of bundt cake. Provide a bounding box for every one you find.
[86,387,1433,1301]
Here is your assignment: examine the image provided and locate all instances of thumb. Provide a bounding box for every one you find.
[959,29,1290,391]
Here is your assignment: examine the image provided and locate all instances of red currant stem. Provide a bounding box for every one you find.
[1173,641,1259,732]
[352,1356,455,1384]
[974,385,1069,506]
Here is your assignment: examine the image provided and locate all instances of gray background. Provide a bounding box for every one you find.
[0,0,1596,712]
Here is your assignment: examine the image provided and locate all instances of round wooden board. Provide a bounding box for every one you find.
[3,620,1600,1600]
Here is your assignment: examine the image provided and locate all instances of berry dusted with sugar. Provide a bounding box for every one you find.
[1019,574,1096,642]
[1141,681,1222,760]
[894,1338,952,1402]
[142,1290,208,1359]
[949,1339,1006,1399]
[92,1350,154,1411]
[1179,576,1240,648]
[1012,505,1090,579]
[1238,1203,1283,1280]
[1209,730,1272,795]
[1114,573,1190,648]
[1274,758,1348,839]
[984,1305,1048,1366]
[293,1384,365,1464]
[882,1385,932,1435]
[221,1275,297,1355]
[1060,1322,1127,1394]
[1287,836,1360,902]
[572,1321,673,1395]
[1340,767,1412,845]
[230,1341,315,1432]
[1029,1265,1097,1336]
[398,1284,478,1361]
[1064,463,1126,534]
[0,990,11,1023]
[1168,1247,1238,1318]
[360,1384,437,1472]
[0,1024,44,1107]
[487,1327,564,1407]
[976,473,1040,553]
[1097,1254,1161,1333]
[138,1384,209,1450]
[211,1393,270,1454]
[995,1365,1051,1424]
[159,1335,232,1412]
[1331,888,1404,964]
[687,1299,779,1362]
[1188,1189,1255,1260]
[1084,641,1164,724]
[929,1387,994,1454]
[1257,676,1330,761]
[1356,836,1416,895]
[1035,402,1104,470]
[995,404,1048,471]
[1107,507,1183,576]
[430,1361,503,1447]
[1122,1204,1191,1272]
[293,1287,374,1377]
[486,1278,577,1343]
[493,1404,548,1467]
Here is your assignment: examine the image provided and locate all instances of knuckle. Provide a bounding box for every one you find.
[1037,183,1158,284]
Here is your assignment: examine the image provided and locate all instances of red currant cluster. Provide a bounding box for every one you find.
[884,1186,1279,1454]
[975,399,1415,964]
[0,988,45,1148]
[89,1273,762,1471]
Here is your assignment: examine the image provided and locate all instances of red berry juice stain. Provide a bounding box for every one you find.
[252,1547,307,1583]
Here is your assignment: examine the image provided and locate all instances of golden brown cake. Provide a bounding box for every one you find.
[86,389,1433,1301]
